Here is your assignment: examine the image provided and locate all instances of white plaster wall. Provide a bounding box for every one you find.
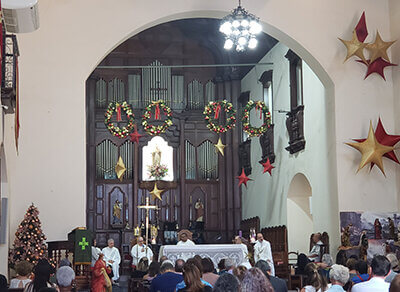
[0,0,397,272]
[287,198,313,254]
[241,43,339,253]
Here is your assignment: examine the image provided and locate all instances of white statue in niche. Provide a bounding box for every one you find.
[142,136,174,181]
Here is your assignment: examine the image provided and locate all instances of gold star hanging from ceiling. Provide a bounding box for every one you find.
[366,31,396,63]
[115,156,126,181]
[339,30,367,63]
[150,183,164,201]
[346,121,395,176]
[214,137,226,156]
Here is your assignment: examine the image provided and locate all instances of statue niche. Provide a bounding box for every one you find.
[142,136,174,181]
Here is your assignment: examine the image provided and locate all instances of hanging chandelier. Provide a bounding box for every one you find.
[219,0,262,52]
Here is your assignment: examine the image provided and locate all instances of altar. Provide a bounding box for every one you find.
[159,244,247,267]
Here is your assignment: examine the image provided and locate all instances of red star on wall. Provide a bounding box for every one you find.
[236,168,252,188]
[357,58,397,80]
[353,118,400,168]
[129,127,142,144]
[260,158,275,176]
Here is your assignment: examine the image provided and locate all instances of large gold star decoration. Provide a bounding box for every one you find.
[214,137,226,156]
[339,30,367,63]
[366,31,396,63]
[115,156,126,181]
[346,121,394,176]
[150,183,164,201]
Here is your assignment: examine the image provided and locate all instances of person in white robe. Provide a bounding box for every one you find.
[131,236,153,266]
[234,236,252,269]
[91,239,102,267]
[308,233,323,262]
[177,230,195,246]
[101,238,121,281]
[254,233,275,276]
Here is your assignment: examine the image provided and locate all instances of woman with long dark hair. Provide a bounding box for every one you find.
[301,263,328,292]
[24,259,56,292]
[177,262,212,292]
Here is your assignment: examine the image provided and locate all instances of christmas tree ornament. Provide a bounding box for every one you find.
[366,31,396,63]
[236,168,252,188]
[261,158,275,176]
[150,183,164,201]
[115,156,126,181]
[355,12,368,42]
[346,121,394,175]
[214,137,226,156]
[339,30,367,63]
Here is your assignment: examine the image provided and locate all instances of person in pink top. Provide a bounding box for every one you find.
[201,258,219,287]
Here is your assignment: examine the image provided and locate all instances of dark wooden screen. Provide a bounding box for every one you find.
[86,21,242,248]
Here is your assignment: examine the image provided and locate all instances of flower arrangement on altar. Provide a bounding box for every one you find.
[148,163,168,180]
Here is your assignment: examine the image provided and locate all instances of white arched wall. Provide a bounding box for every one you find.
[2,0,398,272]
[287,173,313,254]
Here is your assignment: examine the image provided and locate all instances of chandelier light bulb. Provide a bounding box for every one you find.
[220,21,232,35]
[238,36,247,46]
[236,44,245,52]
[249,21,262,34]
[233,29,240,36]
[248,38,258,49]
[241,19,249,27]
[241,29,249,36]
[232,20,240,28]
[224,39,234,50]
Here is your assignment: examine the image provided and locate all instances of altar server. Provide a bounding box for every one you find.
[177,229,195,246]
[254,233,275,276]
[102,239,121,281]
[131,236,153,266]
[91,239,102,267]
[234,236,252,269]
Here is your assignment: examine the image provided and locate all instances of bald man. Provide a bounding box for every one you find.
[131,236,153,266]
[254,233,275,276]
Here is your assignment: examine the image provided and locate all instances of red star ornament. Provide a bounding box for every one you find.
[236,168,252,188]
[357,58,397,80]
[354,118,400,167]
[129,127,142,143]
[260,158,275,176]
[355,12,368,42]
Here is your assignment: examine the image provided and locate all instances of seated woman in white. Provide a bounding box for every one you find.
[9,261,32,289]
[177,230,195,246]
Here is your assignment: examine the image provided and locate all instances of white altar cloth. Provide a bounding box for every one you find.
[159,244,246,268]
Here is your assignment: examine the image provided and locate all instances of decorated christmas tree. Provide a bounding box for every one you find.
[9,204,48,268]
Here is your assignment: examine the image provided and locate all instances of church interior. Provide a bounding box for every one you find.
[1,0,400,291]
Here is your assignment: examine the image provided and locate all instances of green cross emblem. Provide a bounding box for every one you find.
[78,237,89,250]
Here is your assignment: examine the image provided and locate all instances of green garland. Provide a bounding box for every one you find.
[104,101,135,138]
[203,100,236,133]
[142,100,173,135]
[242,100,271,137]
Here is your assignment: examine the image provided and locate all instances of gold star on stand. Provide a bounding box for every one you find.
[366,31,396,63]
[339,30,367,63]
[150,183,164,201]
[115,156,126,181]
[346,121,395,176]
[214,137,226,156]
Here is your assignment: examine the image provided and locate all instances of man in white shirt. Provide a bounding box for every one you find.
[101,239,121,281]
[352,255,390,292]
[254,233,275,276]
[308,233,323,262]
[131,236,153,267]
[177,230,195,246]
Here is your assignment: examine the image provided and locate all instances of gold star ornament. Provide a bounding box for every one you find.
[115,156,126,181]
[150,183,164,201]
[339,30,367,63]
[366,31,396,63]
[346,121,394,176]
[214,137,226,156]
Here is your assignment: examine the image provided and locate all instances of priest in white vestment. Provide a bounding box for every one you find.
[177,229,195,246]
[254,233,275,276]
[102,239,121,281]
[131,236,153,266]
[234,236,252,269]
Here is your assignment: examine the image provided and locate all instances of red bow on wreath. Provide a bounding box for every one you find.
[214,104,221,119]
[116,104,122,121]
[155,103,160,120]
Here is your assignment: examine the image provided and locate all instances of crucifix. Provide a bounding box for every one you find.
[150,81,168,100]
[137,196,159,253]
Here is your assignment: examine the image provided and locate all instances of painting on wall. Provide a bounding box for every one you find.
[340,211,400,246]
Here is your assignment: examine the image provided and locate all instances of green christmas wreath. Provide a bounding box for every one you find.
[104,101,135,138]
[242,100,271,137]
[142,100,173,135]
[203,100,236,133]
